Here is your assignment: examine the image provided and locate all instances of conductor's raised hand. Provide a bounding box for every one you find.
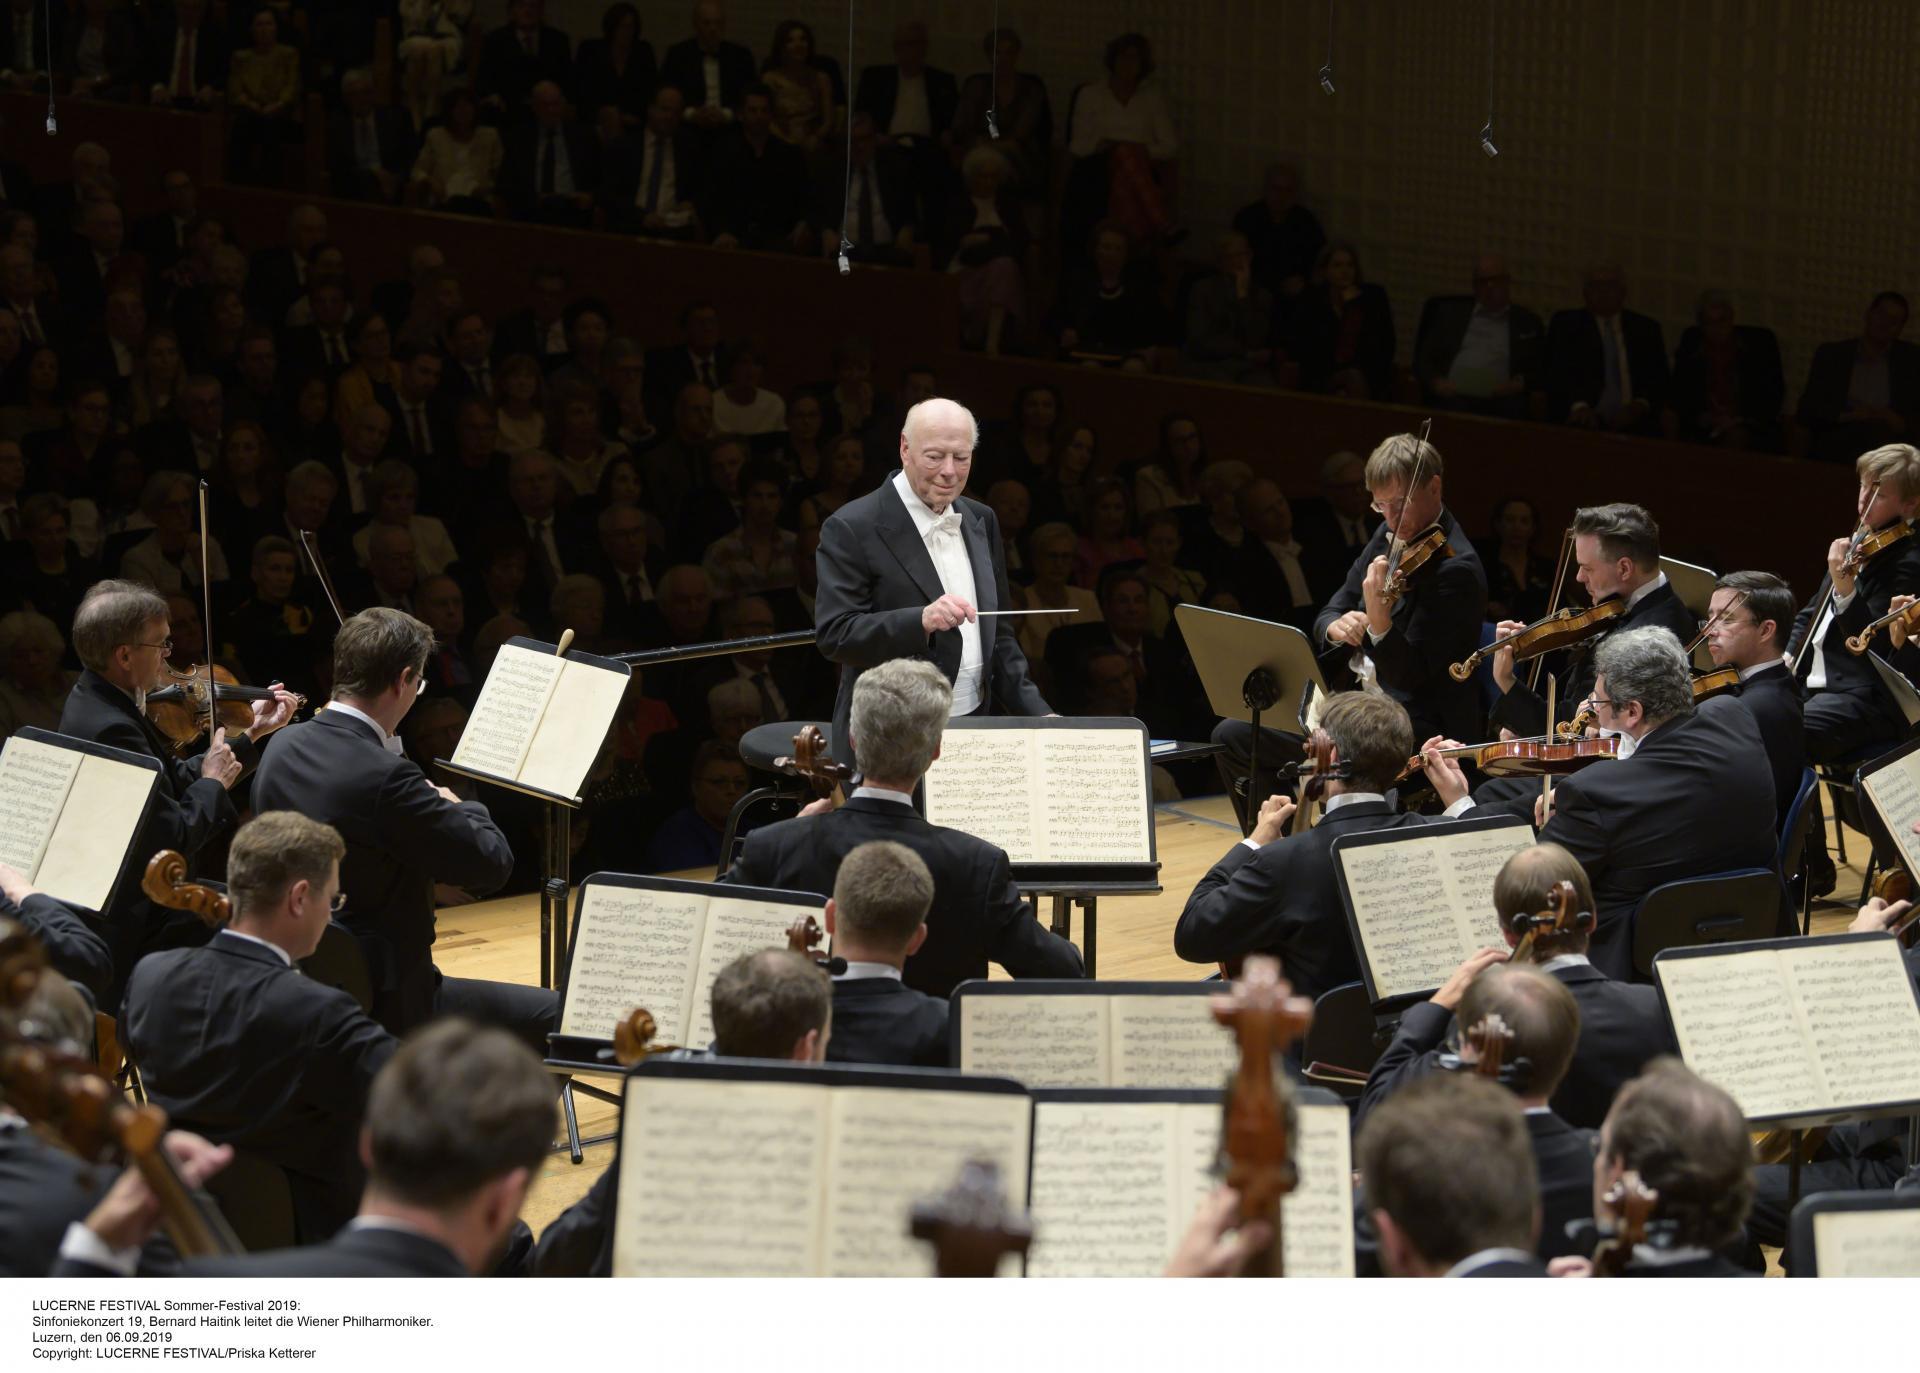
[199,728,242,789]
[1490,619,1528,693]
[922,594,977,634]
[1249,793,1296,846]
[1431,946,1509,1012]
[1418,736,1470,809]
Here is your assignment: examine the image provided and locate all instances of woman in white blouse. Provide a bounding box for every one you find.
[352,461,459,577]
[1067,33,1180,246]
[410,88,504,215]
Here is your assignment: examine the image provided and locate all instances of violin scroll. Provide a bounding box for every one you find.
[1211,954,1315,1277]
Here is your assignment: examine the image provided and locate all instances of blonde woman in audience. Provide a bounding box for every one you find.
[0,610,73,738]
[1015,521,1103,671]
[351,461,459,577]
[494,354,548,456]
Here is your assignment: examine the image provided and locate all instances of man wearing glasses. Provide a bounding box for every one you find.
[1702,570,1805,827]
[59,579,299,995]
[119,811,397,1243]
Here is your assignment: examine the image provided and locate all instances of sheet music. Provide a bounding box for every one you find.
[613,1077,827,1276]
[1782,940,1920,1108]
[451,643,563,781]
[1027,1101,1181,1277]
[34,754,157,911]
[518,658,629,799]
[1108,996,1238,1089]
[821,1087,1031,1276]
[684,896,814,1052]
[1811,1208,1920,1277]
[958,994,1111,1087]
[558,885,707,1044]
[1862,748,1920,876]
[1659,951,1825,1118]
[1281,1103,1357,1278]
[923,726,1151,864]
[0,735,82,880]
[1340,824,1524,1000]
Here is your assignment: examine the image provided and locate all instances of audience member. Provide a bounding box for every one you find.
[1797,289,1920,463]
[1067,33,1179,248]
[820,110,916,266]
[763,20,832,152]
[1668,289,1785,450]
[396,0,468,132]
[1231,162,1324,302]
[1183,232,1274,385]
[705,83,812,253]
[501,81,601,228]
[411,89,504,215]
[940,147,1028,355]
[660,0,756,139]
[951,28,1051,208]
[1057,221,1172,363]
[574,3,657,129]
[1415,253,1544,419]
[605,84,702,237]
[1476,496,1554,624]
[643,737,747,872]
[331,68,414,205]
[1547,262,1670,434]
[476,0,572,113]
[1287,240,1395,400]
[226,8,302,185]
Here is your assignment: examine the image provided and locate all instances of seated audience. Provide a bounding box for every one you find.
[226,8,302,186]
[410,89,505,216]
[0,607,72,736]
[1057,221,1172,364]
[763,19,832,152]
[1067,32,1178,248]
[502,81,602,228]
[396,0,469,132]
[1230,162,1324,302]
[1547,262,1670,434]
[642,737,748,873]
[574,2,657,132]
[950,28,1052,207]
[1414,253,1544,419]
[1796,290,1920,463]
[1668,289,1785,450]
[1475,496,1554,624]
[704,83,812,254]
[331,68,415,205]
[1286,240,1395,400]
[940,147,1028,356]
[660,0,757,140]
[1183,234,1273,386]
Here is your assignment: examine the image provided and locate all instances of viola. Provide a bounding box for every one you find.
[1450,598,1626,682]
[144,664,305,755]
[1402,733,1618,781]
[1792,482,1901,677]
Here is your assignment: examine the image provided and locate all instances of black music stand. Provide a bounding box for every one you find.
[1175,605,1328,837]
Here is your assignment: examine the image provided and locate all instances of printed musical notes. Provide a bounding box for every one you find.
[1109,995,1239,1089]
[614,1073,1033,1277]
[453,644,562,781]
[0,735,82,878]
[1862,747,1920,877]
[1337,820,1529,1001]
[958,990,1238,1089]
[923,725,1152,864]
[1811,1207,1920,1277]
[0,732,156,910]
[449,640,628,801]
[1658,937,1920,1122]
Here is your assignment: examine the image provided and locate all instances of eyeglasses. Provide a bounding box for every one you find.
[1589,697,1621,712]
[125,638,174,654]
[1369,497,1409,519]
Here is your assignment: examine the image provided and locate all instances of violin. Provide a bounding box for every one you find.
[1210,954,1314,1277]
[1510,879,1595,964]
[144,665,305,756]
[1846,596,1920,656]
[1690,666,1740,701]
[1590,1171,1659,1277]
[1450,599,1626,682]
[141,850,230,928]
[1792,481,1900,677]
[1380,525,1454,606]
[1843,520,1912,577]
[772,724,855,806]
[1402,733,1618,781]
[0,925,243,1258]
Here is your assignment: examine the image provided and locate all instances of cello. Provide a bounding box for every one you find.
[772,724,856,808]
[1589,1171,1661,1277]
[1509,879,1595,964]
[1210,953,1314,1277]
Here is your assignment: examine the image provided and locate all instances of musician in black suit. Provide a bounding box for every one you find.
[250,609,556,1048]
[1703,571,1806,826]
[56,1021,556,1278]
[1546,264,1670,434]
[1785,443,1920,766]
[1358,843,1674,1132]
[1311,431,1487,744]
[822,841,950,1069]
[814,397,1048,767]
[122,813,397,1242]
[1796,292,1920,465]
[0,864,112,1007]
[1413,255,1546,420]
[1574,1059,1758,1278]
[1357,1073,1549,1277]
[1467,630,1781,982]
[1176,693,1454,1001]
[725,658,1081,998]
[57,581,298,991]
[658,4,758,134]
[1487,503,1698,741]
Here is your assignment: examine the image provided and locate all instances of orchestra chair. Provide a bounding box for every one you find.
[1299,981,1385,1104]
[1786,1189,1920,1277]
[1777,767,1819,936]
[716,721,832,879]
[1630,868,1785,980]
[300,920,375,1016]
[203,1151,299,1253]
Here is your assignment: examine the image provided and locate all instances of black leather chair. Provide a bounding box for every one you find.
[1300,981,1386,1103]
[1630,869,1786,979]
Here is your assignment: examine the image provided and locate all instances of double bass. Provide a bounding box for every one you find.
[1210,954,1314,1277]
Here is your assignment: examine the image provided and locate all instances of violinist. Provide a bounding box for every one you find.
[1312,431,1486,743]
[58,580,299,990]
[1176,693,1459,1000]
[1553,1060,1756,1278]
[724,659,1083,998]
[122,812,398,1243]
[1786,444,1920,767]
[1701,571,1804,825]
[1488,503,1695,741]
[1356,964,1597,1264]
[822,841,951,1070]
[1355,1074,1548,1277]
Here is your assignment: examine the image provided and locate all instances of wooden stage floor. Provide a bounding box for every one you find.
[431,792,1865,1249]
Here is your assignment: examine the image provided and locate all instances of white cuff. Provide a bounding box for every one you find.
[1366,625,1388,645]
[59,1221,140,1276]
[1442,796,1477,818]
[1833,588,1857,613]
[1239,837,1261,851]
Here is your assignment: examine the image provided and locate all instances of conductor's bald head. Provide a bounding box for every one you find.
[899,398,978,513]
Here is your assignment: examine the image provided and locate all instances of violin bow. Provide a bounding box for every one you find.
[1793,480,1878,678]
[196,480,217,742]
[1684,589,1744,657]
[1528,526,1577,693]
[1380,419,1433,587]
[299,528,348,627]
[1541,673,1557,819]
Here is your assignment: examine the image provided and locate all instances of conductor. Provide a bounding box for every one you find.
[815,397,1049,762]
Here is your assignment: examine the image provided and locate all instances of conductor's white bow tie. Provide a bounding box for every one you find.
[928,511,963,538]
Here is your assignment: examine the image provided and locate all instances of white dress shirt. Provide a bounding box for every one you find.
[325,700,405,754]
[890,72,931,138]
[892,470,983,714]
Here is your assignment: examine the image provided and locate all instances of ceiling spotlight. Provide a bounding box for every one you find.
[1318,64,1336,95]
[1479,123,1499,157]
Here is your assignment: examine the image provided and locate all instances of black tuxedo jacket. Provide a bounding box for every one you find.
[659,38,757,112]
[1289,498,1378,607]
[602,126,708,231]
[1174,800,1439,1001]
[327,105,414,199]
[476,24,573,106]
[377,389,456,466]
[1413,296,1546,395]
[57,669,258,984]
[1734,664,1806,825]
[643,343,732,420]
[1787,527,1920,712]
[492,308,570,372]
[1311,507,1487,743]
[251,710,515,1028]
[500,123,604,212]
[1489,578,1700,739]
[124,931,397,1240]
[815,480,1049,765]
[534,1166,615,1276]
[854,65,960,141]
[699,130,810,247]
[1797,338,1920,436]
[1546,308,1672,423]
[1534,697,1779,979]
[2,890,111,1007]
[1224,535,1319,633]
[827,975,950,1068]
[280,323,354,384]
[0,1120,113,1276]
[58,1224,470,1279]
[725,795,1083,998]
[1529,1110,1599,1261]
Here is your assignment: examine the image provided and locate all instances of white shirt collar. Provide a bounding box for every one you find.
[1537,952,1592,973]
[833,960,903,982]
[1444,1247,1538,1277]
[1737,660,1775,682]
[220,927,294,967]
[326,700,404,753]
[1629,1243,1714,1268]
[892,468,960,525]
[1625,571,1668,610]
[851,784,915,807]
[1324,791,1386,813]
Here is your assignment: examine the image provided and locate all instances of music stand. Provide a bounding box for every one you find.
[1660,556,1718,670]
[1870,652,1920,729]
[1175,605,1328,833]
